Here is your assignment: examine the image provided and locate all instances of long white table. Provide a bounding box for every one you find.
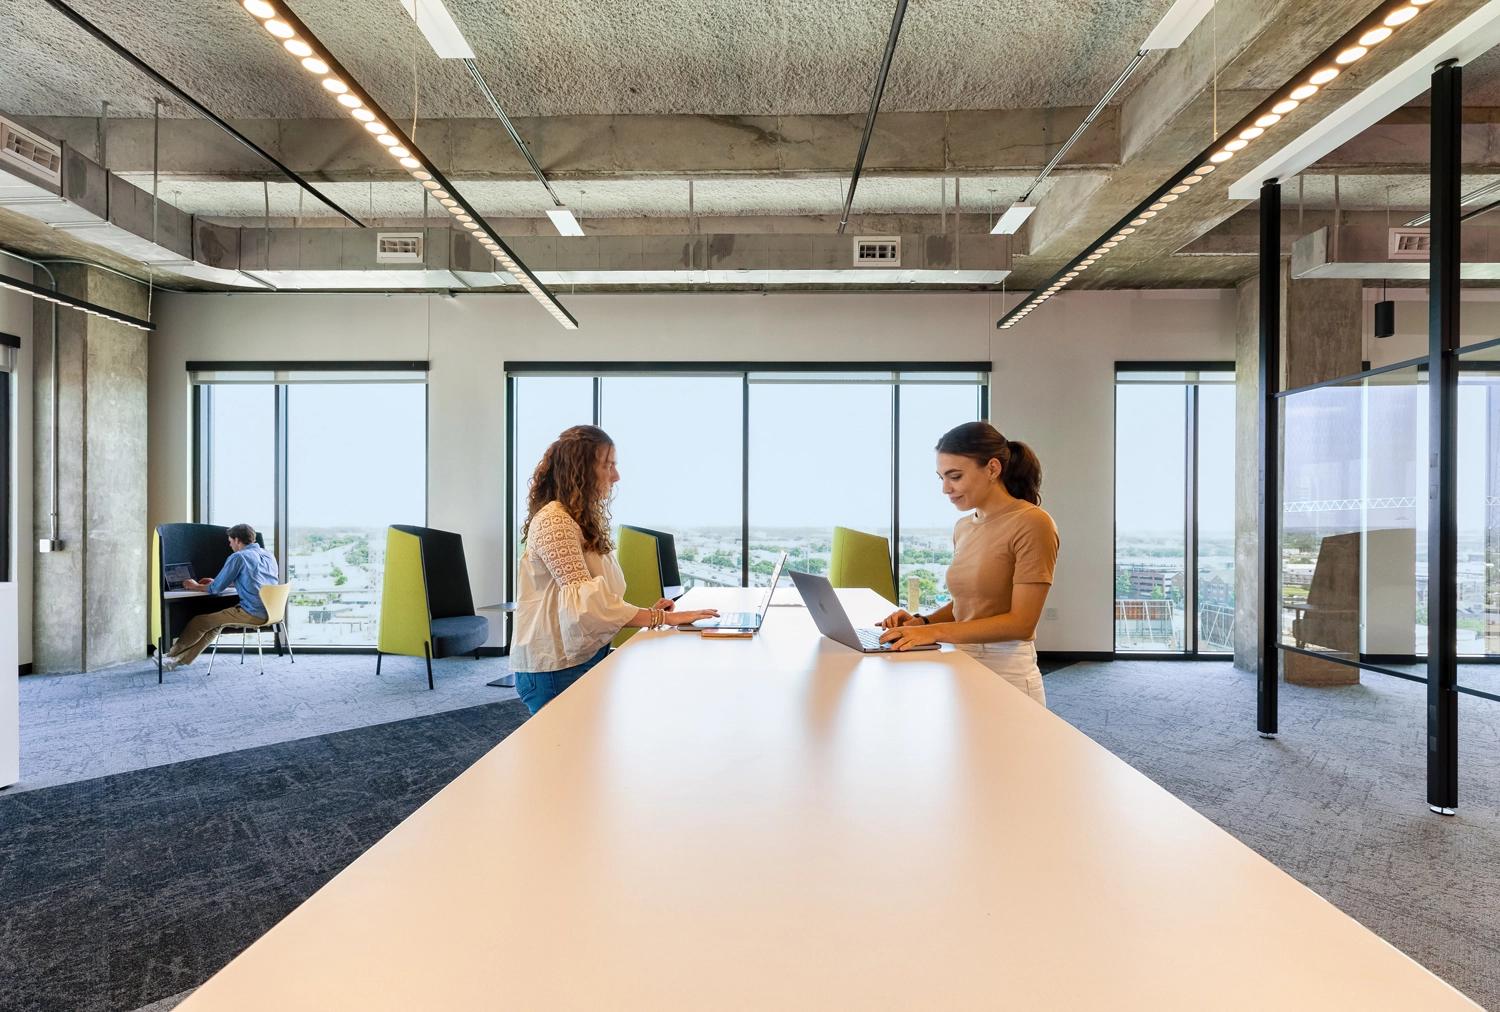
[181,588,1477,1010]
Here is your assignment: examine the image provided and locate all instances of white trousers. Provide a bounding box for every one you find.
[955,640,1046,706]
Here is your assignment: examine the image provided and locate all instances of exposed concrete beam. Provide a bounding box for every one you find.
[14,108,1120,182]
[1012,0,1493,289]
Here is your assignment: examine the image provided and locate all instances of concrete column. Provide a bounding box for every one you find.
[1281,267,1363,686]
[33,266,148,672]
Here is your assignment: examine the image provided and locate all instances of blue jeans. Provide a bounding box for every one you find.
[515,645,611,714]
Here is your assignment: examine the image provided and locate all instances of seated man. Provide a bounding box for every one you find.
[161,523,280,670]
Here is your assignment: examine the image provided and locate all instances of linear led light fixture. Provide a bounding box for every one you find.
[234,0,577,329]
[0,272,155,331]
[997,0,1440,331]
[991,202,1035,236]
[1002,0,1214,235]
[399,0,474,59]
[546,207,585,237]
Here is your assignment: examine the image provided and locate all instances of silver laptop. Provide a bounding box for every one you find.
[692,551,789,630]
[790,569,940,653]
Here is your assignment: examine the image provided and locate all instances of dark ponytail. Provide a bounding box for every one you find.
[935,421,1043,505]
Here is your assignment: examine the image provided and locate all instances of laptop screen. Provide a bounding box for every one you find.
[164,563,194,589]
[757,552,788,612]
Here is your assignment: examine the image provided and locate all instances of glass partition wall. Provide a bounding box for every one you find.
[507,365,989,610]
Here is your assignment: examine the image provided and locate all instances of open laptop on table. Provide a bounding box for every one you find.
[790,569,940,653]
[164,563,195,591]
[690,552,788,630]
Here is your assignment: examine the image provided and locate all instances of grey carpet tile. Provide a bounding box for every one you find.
[0,700,531,1012]
[1046,661,1500,1011]
[11,652,515,793]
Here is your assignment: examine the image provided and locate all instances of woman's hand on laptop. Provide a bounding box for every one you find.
[878,609,921,629]
[665,609,718,627]
[653,598,676,611]
[880,623,940,652]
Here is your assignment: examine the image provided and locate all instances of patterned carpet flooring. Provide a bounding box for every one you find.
[1046,660,1500,1010]
[0,700,531,1012]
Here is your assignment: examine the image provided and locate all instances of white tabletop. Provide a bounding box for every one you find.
[163,588,237,601]
[180,587,1476,1010]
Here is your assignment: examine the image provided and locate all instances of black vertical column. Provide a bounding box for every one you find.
[1258,180,1281,739]
[1428,61,1461,815]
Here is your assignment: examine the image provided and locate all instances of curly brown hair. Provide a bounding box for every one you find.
[523,425,615,554]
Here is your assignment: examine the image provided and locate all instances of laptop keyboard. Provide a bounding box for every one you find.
[713,612,758,627]
[856,628,891,650]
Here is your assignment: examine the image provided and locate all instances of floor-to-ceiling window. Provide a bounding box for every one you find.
[507,365,988,606]
[194,364,428,646]
[1114,365,1235,655]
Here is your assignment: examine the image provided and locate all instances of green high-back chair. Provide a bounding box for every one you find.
[612,526,663,647]
[376,525,490,689]
[829,526,897,604]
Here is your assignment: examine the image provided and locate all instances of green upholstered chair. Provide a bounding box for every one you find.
[377,525,490,689]
[829,526,897,604]
[612,526,663,648]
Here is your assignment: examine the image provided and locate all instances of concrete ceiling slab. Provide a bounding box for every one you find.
[6,0,1173,118]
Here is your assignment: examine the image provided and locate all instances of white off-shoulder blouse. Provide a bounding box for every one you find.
[511,501,640,673]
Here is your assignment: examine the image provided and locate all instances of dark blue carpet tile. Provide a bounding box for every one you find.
[0,700,530,1012]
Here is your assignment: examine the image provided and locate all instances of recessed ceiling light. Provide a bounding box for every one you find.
[1170,185,1191,194]
[390,146,410,158]
[1385,5,1419,27]
[322,77,349,94]
[399,157,420,168]
[1118,227,1136,235]
[412,170,432,180]
[1130,218,1149,227]
[1196,163,1217,174]
[1271,99,1299,115]
[377,134,397,146]
[1101,241,1118,248]
[284,38,312,57]
[301,57,330,74]
[1223,139,1247,152]
[1183,175,1204,185]
[351,108,375,122]
[1159,194,1178,203]
[364,121,388,134]
[337,93,361,108]
[1310,67,1339,85]
[1237,128,1263,142]
[1336,45,1367,64]
[1150,202,1169,210]
[1139,210,1158,218]
[1289,83,1318,101]
[1255,113,1281,128]
[1359,27,1393,47]
[432,190,450,199]
[1210,150,1234,163]
[243,0,276,17]
[440,198,458,208]
[264,18,294,38]
[423,180,441,190]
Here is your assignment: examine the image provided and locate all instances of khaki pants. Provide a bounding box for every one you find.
[167,606,267,665]
[955,640,1047,706]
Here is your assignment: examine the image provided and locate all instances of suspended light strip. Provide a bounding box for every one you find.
[997,0,1439,331]
[233,1,578,329]
[0,273,156,331]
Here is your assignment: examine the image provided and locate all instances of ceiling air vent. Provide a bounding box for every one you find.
[853,236,900,266]
[0,116,62,185]
[376,232,424,263]
[1388,227,1431,261]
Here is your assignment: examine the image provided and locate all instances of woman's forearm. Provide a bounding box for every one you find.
[926,611,1036,644]
[922,602,955,624]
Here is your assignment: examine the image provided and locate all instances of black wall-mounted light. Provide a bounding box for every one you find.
[1375,279,1394,338]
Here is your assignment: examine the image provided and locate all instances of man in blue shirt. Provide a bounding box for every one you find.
[162,523,281,669]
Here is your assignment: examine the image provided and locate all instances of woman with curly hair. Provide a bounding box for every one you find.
[511,424,718,713]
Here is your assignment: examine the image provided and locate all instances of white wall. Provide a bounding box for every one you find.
[0,260,34,666]
[149,288,1237,653]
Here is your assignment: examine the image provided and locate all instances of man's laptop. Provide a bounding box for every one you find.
[164,563,195,591]
[790,569,940,653]
[692,552,788,630]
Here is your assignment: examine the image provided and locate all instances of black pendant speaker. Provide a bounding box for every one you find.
[1374,299,1395,339]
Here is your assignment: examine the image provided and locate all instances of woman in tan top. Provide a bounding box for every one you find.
[879,421,1059,705]
[512,425,717,713]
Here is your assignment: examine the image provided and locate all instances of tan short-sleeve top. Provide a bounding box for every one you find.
[945,501,1060,627]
